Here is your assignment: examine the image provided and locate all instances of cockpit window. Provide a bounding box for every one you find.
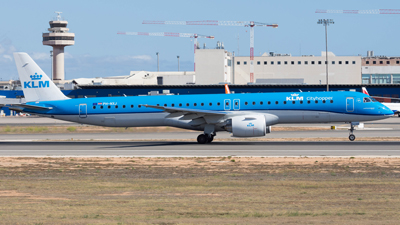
[370,97,378,102]
[363,97,371,103]
[364,97,378,103]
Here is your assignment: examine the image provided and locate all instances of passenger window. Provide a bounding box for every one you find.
[275,101,278,104]
[93,106,96,109]
[245,102,248,105]
[157,104,159,106]
[330,100,333,103]
[260,101,263,105]
[194,103,197,106]
[307,101,310,104]
[115,105,118,109]
[292,101,295,104]
[201,103,204,106]
[300,101,303,104]
[100,106,104,109]
[283,101,287,104]
[235,102,238,106]
[131,105,133,108]
[164,104,167,107]
[225,102,229,106]
[172,104,175,107]
[315,100,318,103]
[322,100,326,103]
[217,102,221,106]
[268,101,271,105]
[252,102,256,105]
[108,105,111,109]
[186,103,189,106]
[209,103,212,106]
[123,105,126,108]
[138,105,141,108]
[179,103,182,107]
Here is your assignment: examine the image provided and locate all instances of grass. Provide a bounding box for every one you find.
[0,157,399,224]
[66,126,76,132]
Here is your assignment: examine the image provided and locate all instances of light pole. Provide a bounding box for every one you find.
[156,52,159,72]
[317,19,334,91]
[177,56,180,71]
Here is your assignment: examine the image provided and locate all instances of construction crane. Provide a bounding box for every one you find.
[142,20,278,83]
[118,31,214,71]
[316,9,400,14]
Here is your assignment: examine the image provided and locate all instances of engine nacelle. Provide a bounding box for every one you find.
[226,115,267,137]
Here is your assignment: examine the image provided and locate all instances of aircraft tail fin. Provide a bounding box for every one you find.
[225,84,231,94]
[362,87,370,96]
[13,52,69,102]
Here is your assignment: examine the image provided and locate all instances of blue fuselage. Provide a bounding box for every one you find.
[19,91,393,130]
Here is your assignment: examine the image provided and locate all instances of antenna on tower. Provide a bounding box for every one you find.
[55,11,62,21]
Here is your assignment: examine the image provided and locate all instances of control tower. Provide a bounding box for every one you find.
[42,12,75,81]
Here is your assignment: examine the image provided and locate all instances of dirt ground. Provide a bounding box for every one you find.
[0,157,399,224]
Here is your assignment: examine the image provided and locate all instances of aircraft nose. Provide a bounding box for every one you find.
[381,106,394,117]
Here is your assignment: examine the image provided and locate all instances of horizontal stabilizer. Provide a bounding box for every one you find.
[9,104,53,111]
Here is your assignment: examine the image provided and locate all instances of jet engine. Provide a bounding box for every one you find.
[223,114,277,137]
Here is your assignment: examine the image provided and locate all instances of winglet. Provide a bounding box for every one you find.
[225,84,231,94]
[362,87,369,96]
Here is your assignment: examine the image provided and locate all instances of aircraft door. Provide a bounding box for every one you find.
[224,99,231,111]
[233,99,240,110]
[346,97,354,112]
[79,104,87,118]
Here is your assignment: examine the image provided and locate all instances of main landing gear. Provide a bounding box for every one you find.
[197,124,215,144]
[197,134,214,144]
[348,122,359,141]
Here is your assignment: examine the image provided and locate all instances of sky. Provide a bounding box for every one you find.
[1,0,400,81]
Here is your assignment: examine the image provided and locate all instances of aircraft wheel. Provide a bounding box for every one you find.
[197,134,208,144]
[207,135,214,143]
[349,134,356,141]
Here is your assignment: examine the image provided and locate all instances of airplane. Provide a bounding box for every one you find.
[10,52,393,143]
[362,87,400,117]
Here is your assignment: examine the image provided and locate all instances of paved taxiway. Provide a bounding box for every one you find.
[0,141,399,157]
[1,116,399,157]
[0,129,399,141]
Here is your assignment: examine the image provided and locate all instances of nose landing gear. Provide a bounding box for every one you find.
[348,122,359,141]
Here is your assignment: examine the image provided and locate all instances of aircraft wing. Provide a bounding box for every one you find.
[143,104,227,115]
[142,104,229,124]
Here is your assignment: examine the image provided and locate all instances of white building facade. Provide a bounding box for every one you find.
[362,57,400,84]
[234,52,362,85]
[195,49,232,84]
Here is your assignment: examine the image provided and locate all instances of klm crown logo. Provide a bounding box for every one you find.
[286,93,303,101]
[247,123,255,127]
[24,72,49,89]
[30,73,42,80]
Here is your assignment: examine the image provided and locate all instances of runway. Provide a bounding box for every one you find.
[0,141,399,157]
[1,116,400,157]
